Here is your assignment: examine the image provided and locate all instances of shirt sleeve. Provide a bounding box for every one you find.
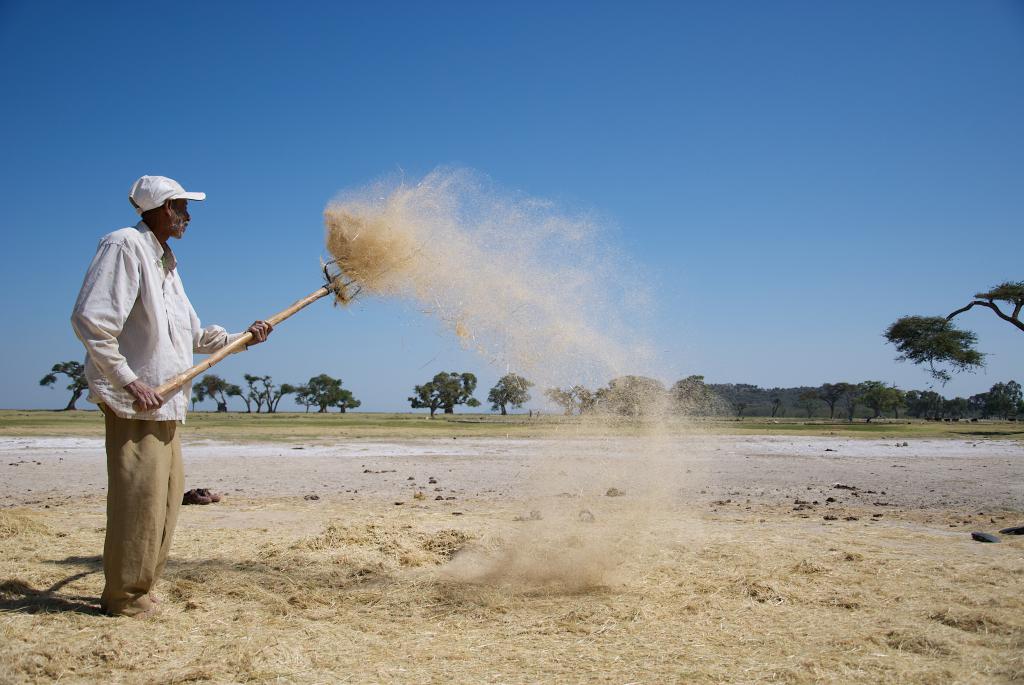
[188,300,246,354]
[70,241,141,389]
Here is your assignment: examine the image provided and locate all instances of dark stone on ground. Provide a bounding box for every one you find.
[971,532,1000,543]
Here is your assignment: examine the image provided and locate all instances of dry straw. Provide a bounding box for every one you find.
[2,502,1022,683]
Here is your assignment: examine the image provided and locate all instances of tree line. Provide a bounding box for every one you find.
[38,278,1020,414]
[409,372,533,417]
[542,376,1023,422]
[36,364,536,417]
[37,361,1022,421]
[191,373,361,413]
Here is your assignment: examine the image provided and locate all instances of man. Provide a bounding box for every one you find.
[71,175,273,617]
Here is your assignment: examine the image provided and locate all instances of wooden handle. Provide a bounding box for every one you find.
[134,285,333,411]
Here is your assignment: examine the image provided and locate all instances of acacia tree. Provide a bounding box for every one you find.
[985,381,1022,420]
[905,390,943,419]
[596,376,667,418]
[409,372,480,417]
[860,381,887,421]
[968,392,989,418]
[241,375,297,413]
[860,381,903,422]
[891,388,907,419]
[410,384,444,417]
[304,374,349,413]
[545,387,576,415]
[943,397,969,420]
[487,373,533,415]
[579,387,599,413]
[241,374,266,413]
[261,377,296,413]
[672,375,714,415]
[885,281,1022,383]
[545,385,596,415]
[814,383,846,420]
[838,382,862,422]
[193,374,241,412]
[797,390,821,418]
[293,384,314,413]
[769,395,783,418]
[331,388,361,413]
[39,361,88,410]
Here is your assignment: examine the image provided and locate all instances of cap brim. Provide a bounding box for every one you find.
[171,191,206,202]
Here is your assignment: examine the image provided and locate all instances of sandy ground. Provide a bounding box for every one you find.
[2,434,1023,684]
[4,434,1022,514]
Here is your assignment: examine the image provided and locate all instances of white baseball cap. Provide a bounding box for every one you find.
[128,175,206,215]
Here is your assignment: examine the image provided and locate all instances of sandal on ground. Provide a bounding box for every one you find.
[196,488,222,503]
[182,489,213,505]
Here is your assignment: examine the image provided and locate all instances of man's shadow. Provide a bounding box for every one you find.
[0,555,104,615]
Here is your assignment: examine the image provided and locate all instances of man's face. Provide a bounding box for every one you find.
[166,199,190,239]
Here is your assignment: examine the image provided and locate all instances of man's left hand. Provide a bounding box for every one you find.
[247,320,273,345]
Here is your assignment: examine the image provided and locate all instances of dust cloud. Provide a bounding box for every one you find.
[325,167,681,591]
[324,167,654,390]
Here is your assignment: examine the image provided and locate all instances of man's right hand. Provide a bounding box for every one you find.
[125,380,163,411]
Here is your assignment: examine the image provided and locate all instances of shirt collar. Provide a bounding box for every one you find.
[136,221,177,272]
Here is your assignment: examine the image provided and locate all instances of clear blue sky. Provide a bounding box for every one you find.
[1,1,1021,412]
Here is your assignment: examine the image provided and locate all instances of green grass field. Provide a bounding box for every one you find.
[1,409,1020,441]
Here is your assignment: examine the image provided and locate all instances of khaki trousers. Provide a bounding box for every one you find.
[99,405,183,616]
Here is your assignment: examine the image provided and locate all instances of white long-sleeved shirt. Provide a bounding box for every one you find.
[71,221,244,421]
